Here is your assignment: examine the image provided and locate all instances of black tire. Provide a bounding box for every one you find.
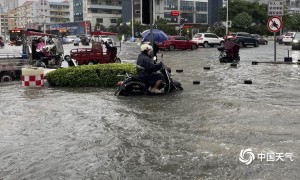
[238,42,243,48]
[115,58,121,63]
[0,73,13,82]
[203,42,209,48]
[254,41,259,47]
[220,41,225,47]
[191,44,197,50]
[169,45,175,51]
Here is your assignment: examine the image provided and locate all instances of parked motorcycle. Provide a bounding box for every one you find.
[115,62,183,96]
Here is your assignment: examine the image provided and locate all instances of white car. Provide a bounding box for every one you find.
[66,35,77,43]
[282,32,296,45]
[91,35,112,45]
[192,33,224,48]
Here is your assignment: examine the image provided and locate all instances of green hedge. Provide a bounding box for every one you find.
[46,63,136,87]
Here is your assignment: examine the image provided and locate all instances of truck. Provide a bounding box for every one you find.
[0,58,27,82]
[70,32,121,65]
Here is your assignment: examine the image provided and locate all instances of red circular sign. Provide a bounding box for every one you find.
[267,16,283,33]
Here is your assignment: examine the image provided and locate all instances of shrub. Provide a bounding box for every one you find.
[46,63,136,87]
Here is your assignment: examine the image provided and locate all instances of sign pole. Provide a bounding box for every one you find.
[274,32,276,62]
[267,16,282,62]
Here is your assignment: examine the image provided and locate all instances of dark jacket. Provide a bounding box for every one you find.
[153,43,159,57]
[136,53,162,78]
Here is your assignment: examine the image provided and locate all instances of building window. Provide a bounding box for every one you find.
[105,0,111,5]
[196,2,207,12]
[91,9,98,13]
[164,0,178,10]
[181,13,193,23]
[96,18,103,23]
[164,13,178,23]
[180,1,194,11]
[110,19,117,23]
[196,14,207,24]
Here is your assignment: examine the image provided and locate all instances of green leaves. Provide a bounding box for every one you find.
[46,64,137,87]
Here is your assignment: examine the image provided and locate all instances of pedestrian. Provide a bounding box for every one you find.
[153,41,159,59]
[121,34,125,43]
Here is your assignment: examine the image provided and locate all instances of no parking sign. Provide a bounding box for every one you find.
[267,16,282,62]
[267,16,282,33]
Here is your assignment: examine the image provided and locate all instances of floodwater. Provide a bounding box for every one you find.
[1,42,300,179]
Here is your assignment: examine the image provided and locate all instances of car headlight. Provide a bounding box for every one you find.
[293,39,299,43]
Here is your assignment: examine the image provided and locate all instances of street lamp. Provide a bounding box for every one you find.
[43,0,46,33]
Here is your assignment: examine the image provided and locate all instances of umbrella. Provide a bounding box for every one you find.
[141,29,168,43]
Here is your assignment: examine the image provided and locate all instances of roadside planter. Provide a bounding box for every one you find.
[46,64,136,87]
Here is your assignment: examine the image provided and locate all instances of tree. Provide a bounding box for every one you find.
[94,23,106,32]
[154,18,176,35]
[107,25,118,33]
[232,12,253,31]
[218,0,269,35]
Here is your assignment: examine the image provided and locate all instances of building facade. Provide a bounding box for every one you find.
[70,0,122,30]
[122,0,223,26]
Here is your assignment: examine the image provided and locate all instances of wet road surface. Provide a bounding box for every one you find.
[0,42,300,179]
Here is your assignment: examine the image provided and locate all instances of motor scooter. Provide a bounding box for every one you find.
[218,39,240,63]
[115,55,183,96]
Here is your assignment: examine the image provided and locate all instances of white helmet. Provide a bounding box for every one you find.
[141,44,153,51]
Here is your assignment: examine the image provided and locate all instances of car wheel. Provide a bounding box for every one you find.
[191,44,197,50]
[203,42,209,48]
[238,42,243,48]
[220,41,225,47]
[254,41,259,47]
[0,73,13,82]
[169,45,175,51]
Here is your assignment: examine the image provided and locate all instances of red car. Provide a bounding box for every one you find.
[159,36,198,51]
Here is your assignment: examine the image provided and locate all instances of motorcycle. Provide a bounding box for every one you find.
[33,38,77,68]
[218,40,240,63]
[115,61,183,96]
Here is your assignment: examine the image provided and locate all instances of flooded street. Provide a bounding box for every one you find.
[1,42,300,179]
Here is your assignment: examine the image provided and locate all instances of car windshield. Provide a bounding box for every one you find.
[286,33,295,36]
[193,34,202,38]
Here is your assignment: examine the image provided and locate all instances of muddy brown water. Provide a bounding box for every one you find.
[0,42,300,179]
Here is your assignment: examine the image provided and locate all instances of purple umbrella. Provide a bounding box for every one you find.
[141,29,169,43]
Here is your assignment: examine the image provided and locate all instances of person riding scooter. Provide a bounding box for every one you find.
[224,38,240,59]
[137,44,165,94]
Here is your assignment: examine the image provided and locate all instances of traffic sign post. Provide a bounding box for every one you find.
[268,1,284,16]
[267,16,283,62]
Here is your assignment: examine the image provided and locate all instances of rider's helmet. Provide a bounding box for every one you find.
[141,44,153,52]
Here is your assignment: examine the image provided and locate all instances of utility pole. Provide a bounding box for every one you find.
[226,0,228,35]
[131,0,134,41]
[43,0,46,33]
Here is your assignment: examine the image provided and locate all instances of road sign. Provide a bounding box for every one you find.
[171,10,180,17]
[268,1,284,16]
[267,16,282,33]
